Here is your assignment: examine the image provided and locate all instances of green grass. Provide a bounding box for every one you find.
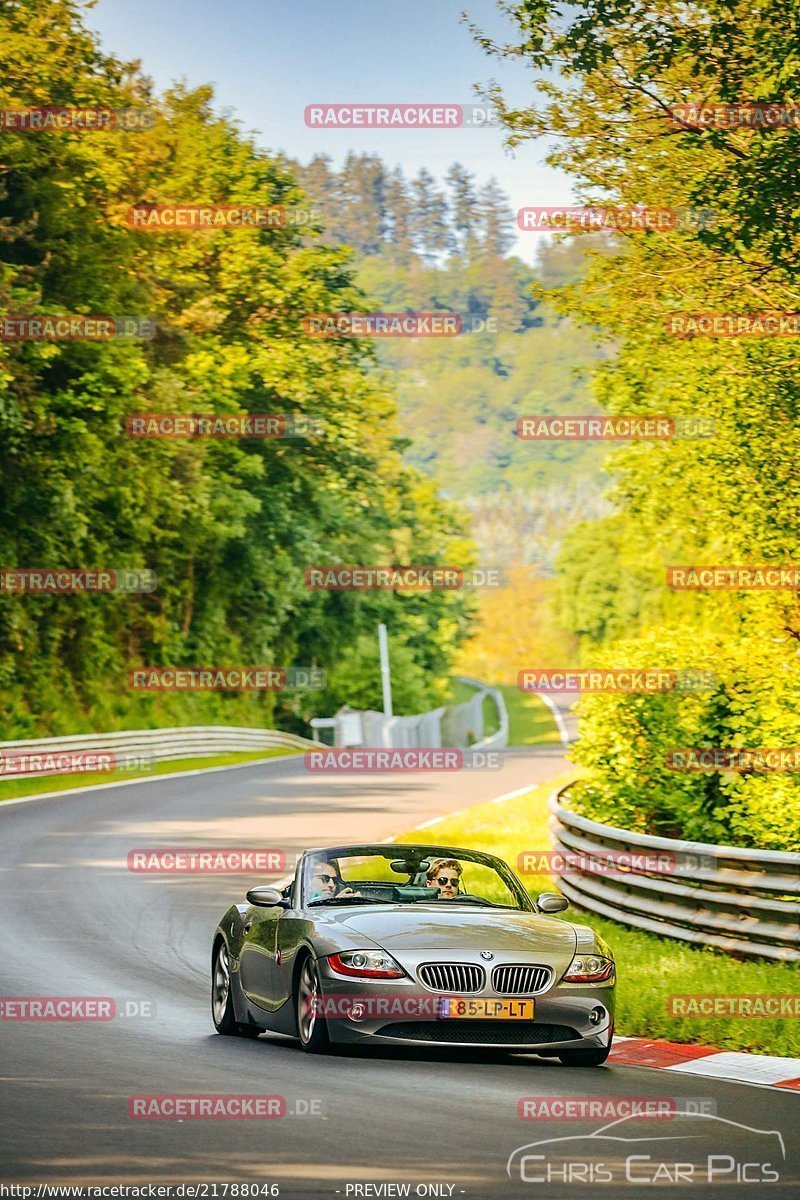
[498,684,562,746]
[0,747,300,803]
[446,678,479,707]
[393,776,800,1057]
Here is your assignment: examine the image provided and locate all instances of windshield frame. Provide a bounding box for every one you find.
[299,843,534,911]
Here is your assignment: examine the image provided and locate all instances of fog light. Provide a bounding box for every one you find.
[589,1005,605,1025]
[350,1002,366,1021]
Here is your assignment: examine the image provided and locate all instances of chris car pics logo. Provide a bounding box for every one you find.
[507,1112,785,1185]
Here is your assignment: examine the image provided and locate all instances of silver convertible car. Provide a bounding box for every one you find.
[211,843,615,1065]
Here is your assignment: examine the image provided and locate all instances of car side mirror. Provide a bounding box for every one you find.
[246,886,286,908]
[537,892,569,914]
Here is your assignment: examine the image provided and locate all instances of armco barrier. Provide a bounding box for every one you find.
[310,677,508,751]
[452,675,508,751]
[549,784,800,962]
[0,726,316,779]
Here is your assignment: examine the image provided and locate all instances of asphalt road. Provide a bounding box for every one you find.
[0,751,797,1200]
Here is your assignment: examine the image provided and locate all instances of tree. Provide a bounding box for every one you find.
[445,162,479,258]
[468,0,800,848]
[0,0,476,736]
[409,168,451,262]
[477,178,516,258]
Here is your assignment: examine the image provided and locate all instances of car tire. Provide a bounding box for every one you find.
[212,940,262,1038]
[295,955,330,1053]
[558,1026,613,1067]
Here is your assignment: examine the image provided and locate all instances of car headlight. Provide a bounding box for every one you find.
[327,950,406,979]
[562,954,615,984]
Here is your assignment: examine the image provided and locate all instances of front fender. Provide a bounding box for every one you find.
[214,903,249,960]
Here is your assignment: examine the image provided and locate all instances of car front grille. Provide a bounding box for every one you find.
[492,964,553,995]
[376,1021,580,1046]
[417,962,485,993]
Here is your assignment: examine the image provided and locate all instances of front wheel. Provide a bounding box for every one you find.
[295,956,330,1053]
[212,941,262,1037]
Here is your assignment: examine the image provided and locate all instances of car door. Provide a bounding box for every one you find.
[238,903,282,1012]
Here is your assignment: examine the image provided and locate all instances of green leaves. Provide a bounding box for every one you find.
[0,0,475,734]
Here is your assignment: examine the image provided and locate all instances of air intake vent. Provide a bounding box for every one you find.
[418,962,485,993]
[492,964,553,995]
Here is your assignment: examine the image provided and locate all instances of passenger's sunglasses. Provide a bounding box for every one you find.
[434,875,459,887]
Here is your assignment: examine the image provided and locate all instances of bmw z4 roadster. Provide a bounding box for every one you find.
[211,843,615,1065]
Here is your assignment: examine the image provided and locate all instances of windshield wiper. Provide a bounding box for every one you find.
[307,896,387,906]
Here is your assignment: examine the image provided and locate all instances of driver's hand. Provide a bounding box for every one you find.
[336,886,362,898]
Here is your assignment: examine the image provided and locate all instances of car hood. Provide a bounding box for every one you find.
[323,905,578,957]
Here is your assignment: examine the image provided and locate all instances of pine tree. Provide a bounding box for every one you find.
[445,163,479,258]
[409,168,451,263]
[478,178,516,258]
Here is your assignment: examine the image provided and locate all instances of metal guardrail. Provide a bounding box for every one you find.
[453,675,509,750]
[310,677,508,751]
[549,784,800,962]
[0,725,316,778]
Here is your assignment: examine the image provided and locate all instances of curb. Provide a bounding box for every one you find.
[610,1036,800,1090]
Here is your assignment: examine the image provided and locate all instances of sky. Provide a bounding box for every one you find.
[88,0,571,261]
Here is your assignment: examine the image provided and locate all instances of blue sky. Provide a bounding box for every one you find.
[89,0,571,260]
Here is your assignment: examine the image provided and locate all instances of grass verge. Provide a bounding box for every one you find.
[0,747,300,804]
[393,775,800,1057]
[497,684,562,746]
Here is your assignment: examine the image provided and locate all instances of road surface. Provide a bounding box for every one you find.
[0,751,797,1198]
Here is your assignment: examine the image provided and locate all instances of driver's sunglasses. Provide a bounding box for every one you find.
[435,875,459,886]
[315,873,336,885]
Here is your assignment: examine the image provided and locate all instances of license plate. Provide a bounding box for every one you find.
[438,997,535,1020]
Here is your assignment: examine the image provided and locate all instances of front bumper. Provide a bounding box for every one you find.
[316,958,614,1049]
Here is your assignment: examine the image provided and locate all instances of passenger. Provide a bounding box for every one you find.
[425,857,463,899]
[309,858,362,901]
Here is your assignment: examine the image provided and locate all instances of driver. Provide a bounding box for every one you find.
[425,858,463,899]
[309,858,362,902]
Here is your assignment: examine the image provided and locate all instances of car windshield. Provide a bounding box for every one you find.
[302,846,529,910]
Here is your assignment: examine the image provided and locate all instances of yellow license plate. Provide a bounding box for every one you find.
[439,997,534,1020]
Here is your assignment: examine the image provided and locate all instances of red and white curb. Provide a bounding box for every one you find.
[610,1036,800,1090]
